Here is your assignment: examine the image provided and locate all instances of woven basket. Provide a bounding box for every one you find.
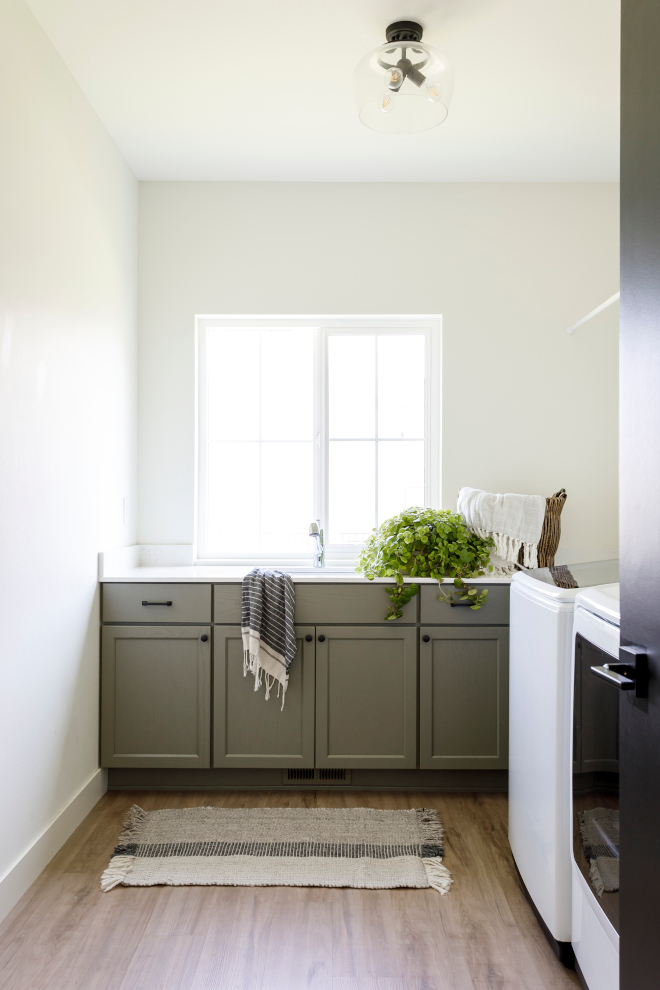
[517,488,567,568]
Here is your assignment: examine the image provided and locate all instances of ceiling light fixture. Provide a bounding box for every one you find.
[353,21,454,134]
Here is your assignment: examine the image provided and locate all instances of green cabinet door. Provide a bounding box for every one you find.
[315,625,417,769]
[419,626,509,769]
[101,625,211,768]
[213,626,315,767]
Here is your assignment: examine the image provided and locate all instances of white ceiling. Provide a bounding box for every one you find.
[25,0,620,181]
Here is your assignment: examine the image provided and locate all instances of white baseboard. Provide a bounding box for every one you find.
[0,768,108,925]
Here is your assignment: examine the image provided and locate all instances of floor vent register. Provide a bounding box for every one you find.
[283,768,352,784]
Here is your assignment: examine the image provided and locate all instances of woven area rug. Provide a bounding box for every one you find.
[578,806,619,896]
[101,805,452,895]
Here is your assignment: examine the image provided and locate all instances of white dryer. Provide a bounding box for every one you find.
[571,584,620,990]
[508,559,619,965]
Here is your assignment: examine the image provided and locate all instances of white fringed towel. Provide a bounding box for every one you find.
[457,487,546,569]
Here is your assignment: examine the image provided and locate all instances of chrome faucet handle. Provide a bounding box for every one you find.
[309,521,325,567]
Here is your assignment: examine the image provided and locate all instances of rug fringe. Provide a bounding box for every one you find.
[416,808,445,845]
[423,857,453,895]
[117,804,149,843]
[100,855,136,891]
[589,859,605,897]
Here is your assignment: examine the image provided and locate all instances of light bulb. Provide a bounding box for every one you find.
[379,92,395,113]
[384,66,404,91]
[426,81,442,102]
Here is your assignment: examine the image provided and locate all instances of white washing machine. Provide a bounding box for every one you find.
[508,559,619,965]
[571,584,620,990]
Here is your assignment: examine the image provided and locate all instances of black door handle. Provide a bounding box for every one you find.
[422,635,430,642]
[318,635,325,642]
[200,635,208,642]
[591,644,648,698]
[591,664,634,690]
[142,601,172,606]
[619,644,649,698]
[305,634,313,642]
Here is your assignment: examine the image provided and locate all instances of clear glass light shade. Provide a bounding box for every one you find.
[353,41,454,134]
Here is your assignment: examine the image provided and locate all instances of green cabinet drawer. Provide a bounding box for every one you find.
[420,584,510,624]
[103,583,212,623]
[295,583,415,624]
[213,584,242,623]
[213,581,416,625]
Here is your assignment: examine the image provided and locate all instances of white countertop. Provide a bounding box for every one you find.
[101,567,512,584]
[99,545,513,584]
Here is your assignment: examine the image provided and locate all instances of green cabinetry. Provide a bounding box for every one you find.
[100,581,510,772]
[101,625,211,768]
[213,625,315,768]
[315,625,417,769]
[419,626,509,769]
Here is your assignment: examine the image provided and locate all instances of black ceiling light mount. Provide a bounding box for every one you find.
[379,23,428,90]
[385,21,424,44]
[353,20,454,133]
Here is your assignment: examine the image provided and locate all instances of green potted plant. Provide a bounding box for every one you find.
[356,507,494,620]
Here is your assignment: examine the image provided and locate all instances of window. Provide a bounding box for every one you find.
[196,316,440,563]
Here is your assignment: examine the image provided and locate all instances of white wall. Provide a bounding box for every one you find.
[138,182,618,556]
[0,0,137,913]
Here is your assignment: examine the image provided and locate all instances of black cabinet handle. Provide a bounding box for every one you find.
[422,635,430,642]
[318,635,326,642]
[450,602,475,608]
[305,634,313,642]
[200,635,208,642]
[142,600,172,606]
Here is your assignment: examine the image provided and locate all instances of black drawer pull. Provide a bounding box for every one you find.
[422,635,430,642]
[305,634,313,642]
[200,635,209,642]
[318,635,326,642]
[450,601,477,607]
[142,600,172,606]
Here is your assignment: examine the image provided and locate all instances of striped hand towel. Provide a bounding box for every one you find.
[242,568,296,709]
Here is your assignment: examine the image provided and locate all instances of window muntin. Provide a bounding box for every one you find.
[327,333,425,544]
[204,327,315,554]
[196,317,439,562]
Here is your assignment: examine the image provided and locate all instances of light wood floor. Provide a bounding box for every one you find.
[0,790,580,989]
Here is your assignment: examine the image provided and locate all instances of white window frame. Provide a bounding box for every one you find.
[195,314,441,565]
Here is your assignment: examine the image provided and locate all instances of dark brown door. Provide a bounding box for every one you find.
[620,4,660,987]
